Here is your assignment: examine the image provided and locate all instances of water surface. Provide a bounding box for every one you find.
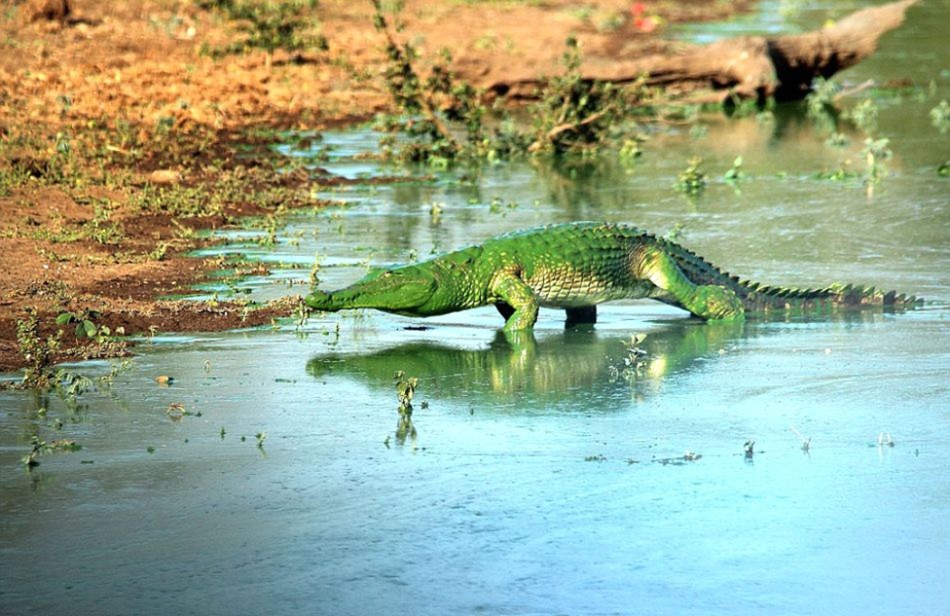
[2,2,949,614]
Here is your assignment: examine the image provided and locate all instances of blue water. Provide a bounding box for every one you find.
[2,2,949,614]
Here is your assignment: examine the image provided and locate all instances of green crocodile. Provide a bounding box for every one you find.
[305,222,920,330]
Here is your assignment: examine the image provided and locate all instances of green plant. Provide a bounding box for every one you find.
[393,370,419,445]
[723,155,745,182]
[743,440,755,459]
[528,36,626,154]
[825,132,848,148]
[372,1,465,165]
[371,4,641,164]
[56,309,103,341]
[607,334,648,383]
[15,309,62,389]
[804,77,841,134]
[618,139,642,164]
[862,137,891,186]
[21,435,80,468]
[85,204,125,245]
[675,157,706,195]
[847,98,879,134]
[930,100,950,134]
[805,77,840,117]
[199,0,327,56]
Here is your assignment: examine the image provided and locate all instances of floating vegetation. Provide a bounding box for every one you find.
[584,454,607,462]
[930,100,950,133]
[675,157,706,195]
[723,156,745,183]
[618,139,643,165]
[790,426,811,453]
[743,440,755,459]
[21,435,82,469]
[815,168,859,182]
[607,334,648,384]
[393,370,419,445]
[862,137,892,196]
[654,451,702,466]
[804,77,841,132]
[825,132,849,148]
[165,402,188,421]
[846,98,879,135]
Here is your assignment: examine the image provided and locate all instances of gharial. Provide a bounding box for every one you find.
[305,222,921,331]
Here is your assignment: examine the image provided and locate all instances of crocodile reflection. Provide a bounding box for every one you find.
[306,321,746,402]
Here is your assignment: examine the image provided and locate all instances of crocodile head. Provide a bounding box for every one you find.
[306,264,438,316]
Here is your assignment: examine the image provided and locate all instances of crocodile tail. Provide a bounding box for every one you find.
[735,282,921,312]
[655,236,922,312]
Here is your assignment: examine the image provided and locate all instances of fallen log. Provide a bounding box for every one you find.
[486,0,918,103]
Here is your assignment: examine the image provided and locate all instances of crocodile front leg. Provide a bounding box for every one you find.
[491,271,540,331]
[638,245,744,320]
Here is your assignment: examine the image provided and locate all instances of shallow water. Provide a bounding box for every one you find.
[2,3,949,615]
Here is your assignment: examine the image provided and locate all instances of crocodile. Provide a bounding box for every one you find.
[305,222,920,330]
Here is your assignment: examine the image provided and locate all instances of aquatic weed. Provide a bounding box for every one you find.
[608,334,648,384]
[790,425,811,453]
[393,370,419,445]
[22,435,83,469]
[846,98,879,135]
[723,156,745,183]
[675,157,706,195]
[743,440,755,459]
[930,100,950,133]
[862,137,892,194]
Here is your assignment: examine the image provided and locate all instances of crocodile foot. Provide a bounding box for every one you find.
[690,285,745,321]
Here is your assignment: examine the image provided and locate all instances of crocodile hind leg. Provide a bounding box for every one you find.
[637,245,744,320]
[565,306,597,327]
[491,271,540,331]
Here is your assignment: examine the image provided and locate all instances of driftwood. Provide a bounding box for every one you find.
[487,0,918,103]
